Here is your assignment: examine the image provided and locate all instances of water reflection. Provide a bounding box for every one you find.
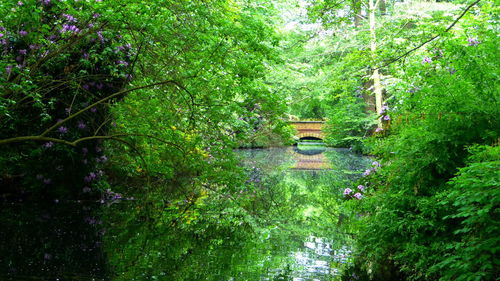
[0,201,108,280]
[234,146,369,280]
[0,145,369,280]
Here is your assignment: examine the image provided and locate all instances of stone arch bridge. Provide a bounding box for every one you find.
[289,121,325,141]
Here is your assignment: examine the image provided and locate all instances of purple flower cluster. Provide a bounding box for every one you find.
[42,141,54,149]
[467,37,480,46]
[344,187,363,200]
[95,155,108,163]
[363,161,382,177]
[379,105,389,115]
[422,57,432,64]
[61,24,80,34]
[77,120,86,129]
[57,126,68,134]
[84,172,97,183]
[117,60,129,67]
[104,189,123,201]
[62,14,77,23]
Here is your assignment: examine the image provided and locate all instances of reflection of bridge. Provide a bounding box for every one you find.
[287,147,331,170]
[289,121,325,140]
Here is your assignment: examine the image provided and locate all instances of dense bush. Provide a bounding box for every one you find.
[0,0,130,197]
[341,2,500,280]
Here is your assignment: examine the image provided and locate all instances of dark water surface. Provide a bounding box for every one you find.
[0,146,369,280]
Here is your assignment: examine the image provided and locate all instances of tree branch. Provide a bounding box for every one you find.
[375,0,481,70]
[39,80,180,137]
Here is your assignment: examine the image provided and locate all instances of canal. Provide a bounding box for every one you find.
[0,144,370,280]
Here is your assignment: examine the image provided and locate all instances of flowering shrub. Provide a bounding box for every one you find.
[0,0,130,197]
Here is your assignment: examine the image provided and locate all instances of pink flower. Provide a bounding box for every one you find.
[375,127,383,133]
[357,185,365,191]
[343,188,353,195]
[19,30,28,36]
[353,193,362,200]
[422,57,432,64]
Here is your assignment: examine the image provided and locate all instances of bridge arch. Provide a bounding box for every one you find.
[289,121,325,141]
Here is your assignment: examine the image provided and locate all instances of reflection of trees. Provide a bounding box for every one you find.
[0,202,107,280]
[95,148,370,280]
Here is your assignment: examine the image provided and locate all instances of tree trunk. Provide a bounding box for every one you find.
[369,0,383,128]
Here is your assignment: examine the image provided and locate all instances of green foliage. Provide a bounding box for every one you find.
[0,0,130,197]
[432,145,500,280]
[321,1,500,280]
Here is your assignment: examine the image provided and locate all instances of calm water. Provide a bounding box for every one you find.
[0,145,369,280]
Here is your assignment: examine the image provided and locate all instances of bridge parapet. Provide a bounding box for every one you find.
[289,121,325,140]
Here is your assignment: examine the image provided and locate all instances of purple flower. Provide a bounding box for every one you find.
[17,1,24,6]
[353,193,362,200]
[42,141,54,149]
[77,120,86,129]
[117,60,129,67]
[57,126,68,134]
[467,37,480,46]
[97,31,104,42]
[62,14,77,22]
[379,105,389,114]
[357,185,365,191]
[19,30,28,36]
[95,146,102,152]
[82,52,89,59]
[61,24,80,34]
[90,107,97,113]
[5,65,13,74]
[93,13,100,19]
[99,155,108,163]
[41,0,51,5]
[363,169,372,176]
[372,161,381,168]
[422,57,432,64]
[82,84,90,90]
[29,44,39,50]
[375,127,383,133]
[343,188,353,195]
[383,115,391,121]
[0,39,7,45]
[0,33,3,38]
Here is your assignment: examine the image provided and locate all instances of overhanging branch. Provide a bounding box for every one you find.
[375,0,481,70]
